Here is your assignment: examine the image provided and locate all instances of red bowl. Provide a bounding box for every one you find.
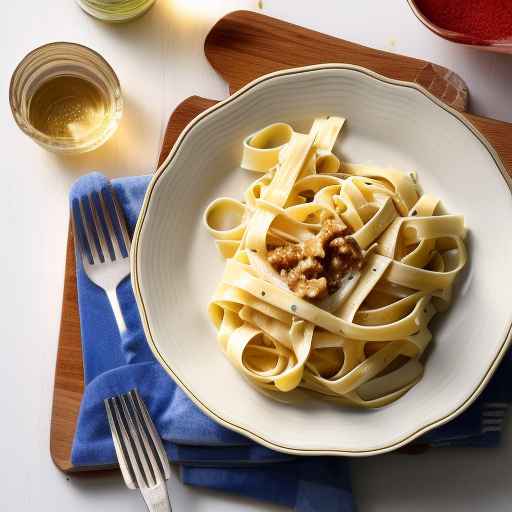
[407,0,512,54]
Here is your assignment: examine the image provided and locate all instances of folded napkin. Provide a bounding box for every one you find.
[71,172,512,510]
[70,172,354,512]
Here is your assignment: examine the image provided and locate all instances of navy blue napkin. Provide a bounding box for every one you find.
[70,172,354,512]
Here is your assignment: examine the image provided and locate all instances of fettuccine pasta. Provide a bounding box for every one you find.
[204,117,466,408]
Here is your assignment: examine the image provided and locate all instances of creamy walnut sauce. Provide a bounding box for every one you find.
[267,219,363,299]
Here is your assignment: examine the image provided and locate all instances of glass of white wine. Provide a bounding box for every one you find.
[9,42,123,154]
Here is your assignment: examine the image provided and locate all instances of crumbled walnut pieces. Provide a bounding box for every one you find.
[285,257,326,299]
[267,219,363,299]
[326,237,363,293]
[267,243,302,269]
[292,277,328,299]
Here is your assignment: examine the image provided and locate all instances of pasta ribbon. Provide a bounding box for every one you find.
[205,117,466,408]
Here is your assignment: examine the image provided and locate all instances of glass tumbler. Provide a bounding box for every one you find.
[9,42,123,155]
[75,0,157,23]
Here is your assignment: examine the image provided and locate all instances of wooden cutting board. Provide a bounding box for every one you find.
[50,10,512,472]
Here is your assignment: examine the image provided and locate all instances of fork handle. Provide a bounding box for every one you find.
[106,288,127,334]
[140,482,172,512]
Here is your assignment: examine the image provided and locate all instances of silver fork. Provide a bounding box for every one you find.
[73,188,131,334]
[105,390,172,511]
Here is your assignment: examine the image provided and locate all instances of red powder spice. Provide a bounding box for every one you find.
[415,0,512,40]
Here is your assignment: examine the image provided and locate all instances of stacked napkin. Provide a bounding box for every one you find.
[71,172,512,511]
[70,172,354,512]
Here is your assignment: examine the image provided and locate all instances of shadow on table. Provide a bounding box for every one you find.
[65,464,288,511]
[50,91,155,180]
[353,407,512,511]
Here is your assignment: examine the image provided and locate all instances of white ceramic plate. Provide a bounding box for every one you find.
[132,64,512,456]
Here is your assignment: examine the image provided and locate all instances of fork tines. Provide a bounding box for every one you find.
[73,187,131,266]
[105,390,170,490]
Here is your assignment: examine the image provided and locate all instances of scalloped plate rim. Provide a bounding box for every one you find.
[131,63,512,456]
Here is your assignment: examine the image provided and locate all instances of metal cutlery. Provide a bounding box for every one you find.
[105,389,172,511]
[72,187,131,333]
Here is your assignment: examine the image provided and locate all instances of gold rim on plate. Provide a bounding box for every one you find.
[131,64,512,456]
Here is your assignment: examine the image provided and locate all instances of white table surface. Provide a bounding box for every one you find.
[2,1,512,511]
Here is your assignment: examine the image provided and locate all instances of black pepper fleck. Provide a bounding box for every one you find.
[261,291,266,297]
[291,305,297,312]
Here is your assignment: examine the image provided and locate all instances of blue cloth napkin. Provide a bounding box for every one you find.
[70,172,512,510]
[70,172,354,512]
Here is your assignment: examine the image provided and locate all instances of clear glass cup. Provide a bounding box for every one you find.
[75,0,157,23]
[9,42,123,155]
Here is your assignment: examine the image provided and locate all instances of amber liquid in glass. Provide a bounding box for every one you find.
[29,75,106,140]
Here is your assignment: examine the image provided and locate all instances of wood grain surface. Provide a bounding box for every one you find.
[50,231,83,471]
[50,10,512,472]
[205,11,469,110]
